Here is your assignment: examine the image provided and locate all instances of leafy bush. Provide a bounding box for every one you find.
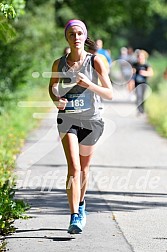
[0,181,29,236]
[0,240,6,252]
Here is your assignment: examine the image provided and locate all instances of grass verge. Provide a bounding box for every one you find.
[146,85,167,138]
[0,85,51,249]
[146,53,167,138]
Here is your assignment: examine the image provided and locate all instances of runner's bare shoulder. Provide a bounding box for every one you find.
[52,58,61,72]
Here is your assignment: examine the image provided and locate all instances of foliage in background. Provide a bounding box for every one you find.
[55,0,167,53]
[0,0,63,110]
[0,0,25,43]
[1,0,167,108]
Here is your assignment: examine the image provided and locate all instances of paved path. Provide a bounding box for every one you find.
[6,91,167,252]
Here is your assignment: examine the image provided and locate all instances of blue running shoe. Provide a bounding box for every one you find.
[78,201,86,229]
[67,214,82,234]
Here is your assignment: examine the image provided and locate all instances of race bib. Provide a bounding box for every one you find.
[65,93,91,113]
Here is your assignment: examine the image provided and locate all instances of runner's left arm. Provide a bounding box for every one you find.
[76,55,113,100]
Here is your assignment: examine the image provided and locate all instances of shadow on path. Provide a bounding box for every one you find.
[16,187,167,216]
[34,163,167,170]
[6,235,75,242]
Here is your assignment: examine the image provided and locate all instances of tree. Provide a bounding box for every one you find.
[54,0,167,52]
[0,0,25,43]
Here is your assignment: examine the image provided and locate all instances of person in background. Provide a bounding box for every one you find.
[128,49,153,115]
[126,46,137,65]
[118,47,131,83]
[96,39,112,67]
[163,67,167,80]
[119,47,128,61]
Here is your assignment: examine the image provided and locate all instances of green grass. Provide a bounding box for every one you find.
[0,86,50,184]
[146,85,167,138]
[146,53,167,138]
[148,52,167,92]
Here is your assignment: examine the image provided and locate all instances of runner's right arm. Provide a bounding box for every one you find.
[49,59,68,110]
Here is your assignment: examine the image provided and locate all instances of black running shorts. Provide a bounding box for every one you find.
[57,115,104,146]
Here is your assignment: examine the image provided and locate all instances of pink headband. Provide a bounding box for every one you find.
[64,19,87,40]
